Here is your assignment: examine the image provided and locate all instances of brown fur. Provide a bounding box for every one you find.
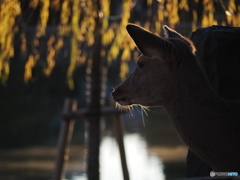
[112,24,240,172]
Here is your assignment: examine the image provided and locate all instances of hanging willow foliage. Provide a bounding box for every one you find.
[0,0,21,83]
[0,0,240,87]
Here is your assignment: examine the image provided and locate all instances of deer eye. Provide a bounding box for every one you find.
[137,62,144,68]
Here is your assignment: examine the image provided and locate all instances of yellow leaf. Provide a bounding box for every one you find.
[119,62,129,80]
[121,49,130,61]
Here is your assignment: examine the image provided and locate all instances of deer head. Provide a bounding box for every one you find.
[112,24,196,108]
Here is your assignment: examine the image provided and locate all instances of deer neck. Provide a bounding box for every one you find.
[161,59,233,170]
[163,69,220,132]
[162,60,219,117]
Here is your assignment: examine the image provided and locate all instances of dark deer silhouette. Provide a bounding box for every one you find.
[112,24,240,172]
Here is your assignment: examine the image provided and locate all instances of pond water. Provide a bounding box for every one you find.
[100,134,165,180]
[0,107,187,180]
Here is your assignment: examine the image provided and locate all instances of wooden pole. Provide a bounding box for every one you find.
[113,114,130,180]
[53,98,77,180]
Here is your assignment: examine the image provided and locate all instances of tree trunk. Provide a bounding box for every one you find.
[86,1,103,180]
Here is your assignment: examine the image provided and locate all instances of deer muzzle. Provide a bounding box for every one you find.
[112,89,131,106]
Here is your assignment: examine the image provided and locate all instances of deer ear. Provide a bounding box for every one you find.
[163,25,183,38]
[126,24,171,58]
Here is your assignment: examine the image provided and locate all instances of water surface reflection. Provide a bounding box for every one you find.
[70,132,186,180]
[100,134,165,180]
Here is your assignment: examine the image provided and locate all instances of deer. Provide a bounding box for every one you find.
[112,24,240,173]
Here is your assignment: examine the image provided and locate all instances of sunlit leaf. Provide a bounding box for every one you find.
[179,0,189,11]
[101,0,110,31]
[119,62,129,80]
[29,0,39,8]
[36,0,50,37]
[55,38,63,51]
[0,0,21,81]
[192,10,197,31]
[24,54,35,82]
[121,49,130,61]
